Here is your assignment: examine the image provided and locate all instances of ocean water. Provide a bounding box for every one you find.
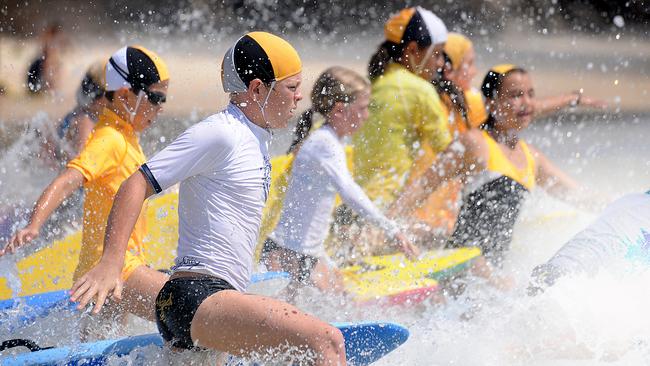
[0,111,649,365]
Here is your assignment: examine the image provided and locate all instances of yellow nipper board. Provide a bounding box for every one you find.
[0,192,180,300]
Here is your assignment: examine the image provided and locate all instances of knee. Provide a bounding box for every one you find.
[317,325,346,360]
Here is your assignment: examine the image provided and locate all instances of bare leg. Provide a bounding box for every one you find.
[121,265,168,321]
[191,291,346,365]
[79,266,167,339]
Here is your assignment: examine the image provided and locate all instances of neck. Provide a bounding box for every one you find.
[398,57,411,72]
[325,118,347,139]
[107,100,132,124]
[230,97,269,130]
[488,126,519,149]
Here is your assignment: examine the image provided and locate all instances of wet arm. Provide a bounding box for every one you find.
[388,139,470,219]
[322,151,419,257]
[535,91,607,117]
[534,148,580,198]
[2,168,84,255]
[98,170,154,269]
[74,114,95,154]
[29,168,85,231]
[325,154,399,237]
[535,148,615,209]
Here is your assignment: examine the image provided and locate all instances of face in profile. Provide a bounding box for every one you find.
[451,46,477,91]
[130,79,169,132]
[491,71,535,131]
[413,43,446,82]
[262,73,303,129]
[340,90,370,136]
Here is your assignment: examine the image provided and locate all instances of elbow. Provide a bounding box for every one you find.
[119,171,152,199]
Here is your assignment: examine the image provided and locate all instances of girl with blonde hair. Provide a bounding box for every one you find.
[262,66,417,292]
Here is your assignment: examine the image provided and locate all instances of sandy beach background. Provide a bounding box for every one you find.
[0,3,648,149]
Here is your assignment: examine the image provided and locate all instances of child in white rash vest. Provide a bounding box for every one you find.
[68,32,347,365]
[261,66,418,293]
[528,191,650,294]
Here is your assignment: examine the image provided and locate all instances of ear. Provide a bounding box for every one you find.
[403,41,419,59]
[444,66,457,82]
[330,101,345,116]
[247,79,264,100]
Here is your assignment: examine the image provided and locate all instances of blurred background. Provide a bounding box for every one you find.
[0,0,647,190]
[0,0,648,125]
[1,0,648,197]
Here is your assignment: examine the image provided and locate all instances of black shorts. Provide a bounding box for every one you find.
[260,238,317,284]
[155,276,235,350]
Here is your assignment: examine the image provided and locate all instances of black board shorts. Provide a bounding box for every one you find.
[155,276,235,350]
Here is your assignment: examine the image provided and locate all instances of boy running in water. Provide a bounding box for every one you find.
[70,32,346,364]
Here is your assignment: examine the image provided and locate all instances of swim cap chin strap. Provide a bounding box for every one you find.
[409,45,435,75]
[120,90,144,124]
[255,80,276,129]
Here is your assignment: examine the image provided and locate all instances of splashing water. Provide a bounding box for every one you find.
[1,114,649,364]
[0,17,649,360]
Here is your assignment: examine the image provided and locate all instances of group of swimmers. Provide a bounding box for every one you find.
[0,5,635,364]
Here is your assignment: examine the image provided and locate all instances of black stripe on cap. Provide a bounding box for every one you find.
[233,35,275,87]
[126,47,161,92]
[401,11,432,47]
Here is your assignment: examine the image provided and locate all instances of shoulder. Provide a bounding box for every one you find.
[293,130,341,169]
[455,129,487,160]
[464,88,484,104]
[186,113,243,150]
[402,74,437,99]
[459,128,484,147]
[521,142,550,174]
[375,66,435,97]
[87,124,126,149]
[465,88,488,126]
[305,128,341,153]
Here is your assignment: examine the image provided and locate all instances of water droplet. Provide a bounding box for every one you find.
[613,15,625,28]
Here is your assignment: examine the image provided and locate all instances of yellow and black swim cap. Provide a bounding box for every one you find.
[481,64,525,99]
[444,33,473,70]
[221,31,302,93]
[105,45,169,92]
[384,6,448,46]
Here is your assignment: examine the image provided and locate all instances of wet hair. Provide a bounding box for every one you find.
[368,7,440,81]
[368,38,433,81]
[436,52,468,127]
[76,62,106,107]
[288,66,370,153]
[480,66,528,130]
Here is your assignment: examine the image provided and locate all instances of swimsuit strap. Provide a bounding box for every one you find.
[518,140,537,190]
[481,130,536,190]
